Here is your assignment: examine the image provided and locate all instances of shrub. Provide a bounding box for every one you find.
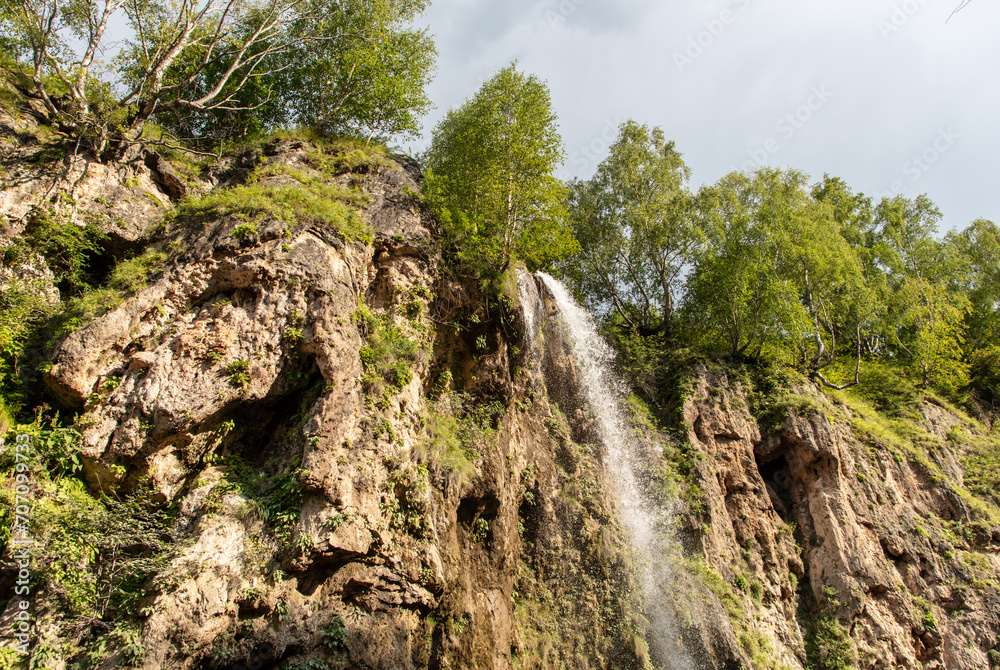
[960,432,1000,507]
[807,614,856,670]
[968,345,1000,408]
[18,205,106,288]
[605,324,668,399]
[322,615,348,650]
[748,577,764,604]
[0,278,50,384]
[108,250,169,293]
[355,305,420,399]
[214,454,305,545]
[385,466,429,537]
[4,476,181,622]
[82,622,147,668]
[471,517,489,543]
[418,406,475,485]
[854,361,921,415]
[225,359,251,389]
[260,469,305,543]
[232,222,258,239]
[806,587,856,670]
[48,248,169,339]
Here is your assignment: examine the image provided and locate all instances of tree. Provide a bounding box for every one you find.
[564,120,695,338]
[0,0,436,154]
[873,195,944,283]
[280,0,436,142]
[947,218,1000,349]
[682,169,810,361]
[775,195,868,387]
[422,63,577,275]
[873,195,970,390]
[812,176,888,362]
[946,219,1000,407]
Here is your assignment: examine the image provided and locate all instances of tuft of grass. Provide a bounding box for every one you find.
[232,222,257,239]
[225,359,251,390]
[354,302,421,399]
[806,614,856,670]
[50,249,169,338]
[177,181,372,242]
[417,403,476,487]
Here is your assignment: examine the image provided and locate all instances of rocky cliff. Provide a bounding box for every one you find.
[0,92,998,670]
[672,367,1000,670]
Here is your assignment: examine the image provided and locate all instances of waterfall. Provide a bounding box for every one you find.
[534,272,695,670]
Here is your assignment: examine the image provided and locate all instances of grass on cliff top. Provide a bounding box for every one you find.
[824,372,1000,525]
[171,133,396,243]
[176,179,372,242]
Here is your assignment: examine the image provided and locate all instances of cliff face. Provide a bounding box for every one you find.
[675,368,1000,670]
[2,123,649,669]
[1,104,999,670]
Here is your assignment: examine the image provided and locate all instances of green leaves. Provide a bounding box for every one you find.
[7,0,437,151]
[565,120,695,337]
[894,277,970,393]
[683,168,813,361]
[423,63,577,275]
[276,0,437,142]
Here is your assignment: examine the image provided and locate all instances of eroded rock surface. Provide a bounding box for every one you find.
[33,142,650,669]
[681,368,1000,670]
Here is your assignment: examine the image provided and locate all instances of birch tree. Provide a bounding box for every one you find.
[423,63,576,275]
[0,0,435,155]
[565,120,695,338]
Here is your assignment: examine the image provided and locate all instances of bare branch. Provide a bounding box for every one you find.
[138,137,218,157]
[190,0,300,107]
[77,0,125,91]
[947,0,972,22]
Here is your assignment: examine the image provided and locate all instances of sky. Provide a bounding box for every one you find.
[401,0,1000,232]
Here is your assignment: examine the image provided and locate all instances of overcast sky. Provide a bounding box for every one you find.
[401,0,999,232]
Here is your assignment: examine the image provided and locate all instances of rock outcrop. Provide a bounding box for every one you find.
[677,367,1000,670]
[25,137,649,669]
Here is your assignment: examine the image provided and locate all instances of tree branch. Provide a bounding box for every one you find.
[947,0,972,22]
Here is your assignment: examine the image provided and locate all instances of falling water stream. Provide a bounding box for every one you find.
[531,272,696,670]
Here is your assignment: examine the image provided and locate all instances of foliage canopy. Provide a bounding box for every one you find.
[423,63,578,275]
[564,120,695,337]
[0,0,437,152]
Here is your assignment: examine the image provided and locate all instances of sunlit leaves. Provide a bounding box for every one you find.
[4,0,436,149]
[423,63,576,275]
[564,120,695,336]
